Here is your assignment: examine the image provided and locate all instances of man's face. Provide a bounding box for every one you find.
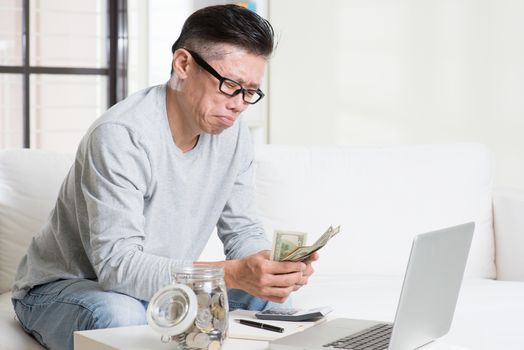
[180,46,266,134]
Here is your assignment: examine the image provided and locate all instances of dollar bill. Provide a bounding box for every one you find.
[280,225,341,262]
[271,230,308,261]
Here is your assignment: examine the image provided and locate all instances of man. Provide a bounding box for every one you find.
[11,5,318,350]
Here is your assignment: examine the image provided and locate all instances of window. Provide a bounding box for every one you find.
[0,0,127,152]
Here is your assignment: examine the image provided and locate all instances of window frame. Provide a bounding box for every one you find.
[0,0,128,148]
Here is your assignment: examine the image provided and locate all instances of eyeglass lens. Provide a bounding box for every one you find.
[220,79,261,104]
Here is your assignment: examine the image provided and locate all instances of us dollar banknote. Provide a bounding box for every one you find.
[271,230,308,261]
[272,225,341,262]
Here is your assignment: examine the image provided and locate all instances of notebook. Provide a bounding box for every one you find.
[229,309,326,341]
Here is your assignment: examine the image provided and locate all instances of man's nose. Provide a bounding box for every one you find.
[226,91,247,112]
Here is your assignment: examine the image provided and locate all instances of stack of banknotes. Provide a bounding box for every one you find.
[270,225,341,262]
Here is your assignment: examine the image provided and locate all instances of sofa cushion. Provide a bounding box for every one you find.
[0,150,74,293]
[253,144,495,278]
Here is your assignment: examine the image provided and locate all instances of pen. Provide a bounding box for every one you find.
[236,319,285,333]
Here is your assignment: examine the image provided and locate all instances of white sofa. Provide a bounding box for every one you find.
[1,145,524,350]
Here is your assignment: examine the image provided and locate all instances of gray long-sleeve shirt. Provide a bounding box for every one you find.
[12,84,270,301]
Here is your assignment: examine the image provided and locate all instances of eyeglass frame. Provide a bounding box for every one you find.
[183,48,265,105]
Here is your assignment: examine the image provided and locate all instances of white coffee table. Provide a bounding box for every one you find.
[75,325,265,350]
[74,325,469,350]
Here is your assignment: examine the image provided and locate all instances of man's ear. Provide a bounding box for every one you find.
[172,49,192,80]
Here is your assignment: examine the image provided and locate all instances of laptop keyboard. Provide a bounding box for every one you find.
[323,323,393,350]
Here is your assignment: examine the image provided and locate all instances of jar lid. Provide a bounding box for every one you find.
[147,283,198,336]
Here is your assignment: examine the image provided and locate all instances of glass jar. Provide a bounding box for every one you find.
[147,265,229,350]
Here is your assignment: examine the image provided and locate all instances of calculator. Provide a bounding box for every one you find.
[254,306,333,322]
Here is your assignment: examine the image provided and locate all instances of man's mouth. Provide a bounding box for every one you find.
[217,115,235,127]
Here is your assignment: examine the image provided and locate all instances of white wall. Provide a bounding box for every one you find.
[269,0,524,190]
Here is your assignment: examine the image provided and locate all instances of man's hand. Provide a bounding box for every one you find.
[224,250,319,303]
[293,251,319,291]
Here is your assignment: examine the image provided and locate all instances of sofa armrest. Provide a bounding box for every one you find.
[493,188,524,281]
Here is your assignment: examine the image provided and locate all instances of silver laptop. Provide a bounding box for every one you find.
[269,222,474,350]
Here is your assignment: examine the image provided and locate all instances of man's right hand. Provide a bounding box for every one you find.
[226,250,306,303]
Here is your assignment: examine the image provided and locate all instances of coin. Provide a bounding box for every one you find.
[211,303,220,318]
[197,293,212,308]
[211,293,221,307]
[213,317,227,333]
[219,292,226,308]
[196,308,213,332]
[194,333,211,348]
[208,340,221,350]
[197,307,212,323]
[211,304,226,320]
[185,332,198,347]
[218,307,226,320]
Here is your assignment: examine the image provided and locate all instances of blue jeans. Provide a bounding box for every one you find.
[12,279,291,350]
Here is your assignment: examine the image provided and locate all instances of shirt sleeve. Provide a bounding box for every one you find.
[80,123,189,301]
[216,122,271,260]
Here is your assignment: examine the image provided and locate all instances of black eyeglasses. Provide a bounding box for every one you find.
[184,49,265,105]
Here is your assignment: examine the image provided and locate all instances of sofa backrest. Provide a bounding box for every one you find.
[0,144,495,294]
[0,149,74,293]
[252,144,495,279]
